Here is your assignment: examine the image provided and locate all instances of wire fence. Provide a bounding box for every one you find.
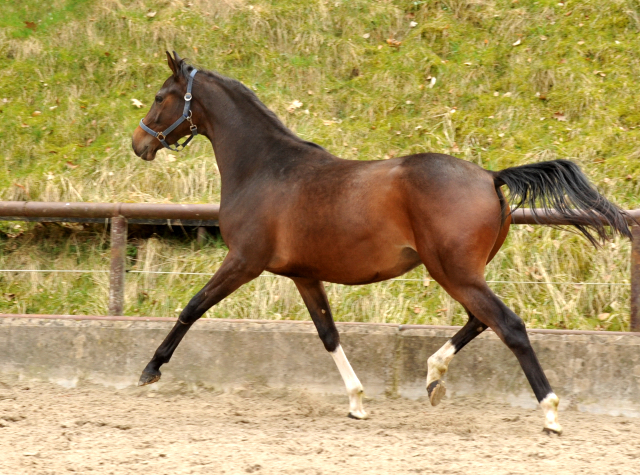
[0,268,627,286]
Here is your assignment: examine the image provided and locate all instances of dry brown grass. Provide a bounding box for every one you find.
[0,0,639,329]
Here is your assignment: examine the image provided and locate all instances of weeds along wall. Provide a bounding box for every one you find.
[0,0,639,329]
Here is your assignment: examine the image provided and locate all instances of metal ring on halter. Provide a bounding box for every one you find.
[184,92,192,101]
[157,132,166,141]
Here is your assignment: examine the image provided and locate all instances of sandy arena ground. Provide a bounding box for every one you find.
[0,375,639,475]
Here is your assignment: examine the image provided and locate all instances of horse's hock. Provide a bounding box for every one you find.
[0,315,638,417]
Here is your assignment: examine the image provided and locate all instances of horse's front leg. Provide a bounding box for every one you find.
[138,252,261,386]
[293,278,367,419]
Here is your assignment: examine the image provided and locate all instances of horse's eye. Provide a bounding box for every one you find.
[155,95,163,103]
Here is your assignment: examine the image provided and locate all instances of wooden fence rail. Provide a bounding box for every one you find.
[1,201,639,330]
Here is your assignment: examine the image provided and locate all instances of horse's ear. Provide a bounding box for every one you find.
[166,51,179,78]
[172,50,183,65]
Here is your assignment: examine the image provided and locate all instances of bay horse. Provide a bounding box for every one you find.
[131,52,632,434]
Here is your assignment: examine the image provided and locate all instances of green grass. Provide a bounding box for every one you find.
[0,0,639,329]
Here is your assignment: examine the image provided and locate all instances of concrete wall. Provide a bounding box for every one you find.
[0,315,639,416]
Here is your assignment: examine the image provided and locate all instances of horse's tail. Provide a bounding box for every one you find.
[493,159,631,247]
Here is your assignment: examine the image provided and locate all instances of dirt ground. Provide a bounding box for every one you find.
[0,375,639,475]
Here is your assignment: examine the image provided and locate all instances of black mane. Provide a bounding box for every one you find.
[179,61,323,151]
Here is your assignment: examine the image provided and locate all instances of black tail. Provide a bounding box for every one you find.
[494,159,631,247]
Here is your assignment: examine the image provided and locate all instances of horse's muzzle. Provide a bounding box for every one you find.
[132,128,157,161]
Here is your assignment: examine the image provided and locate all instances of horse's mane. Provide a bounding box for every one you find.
[179,61,302,140]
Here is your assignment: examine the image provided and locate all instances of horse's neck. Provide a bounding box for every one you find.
[201,83,303,193]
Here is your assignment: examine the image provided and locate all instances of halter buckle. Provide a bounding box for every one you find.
[190,124,197,132]
[157,132,166,142]
[184,92,192,101]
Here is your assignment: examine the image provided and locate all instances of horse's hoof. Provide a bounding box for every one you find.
[542,424,563,436]
[138,370,161,386]
[427,379,446,406]
[347,411,368,420]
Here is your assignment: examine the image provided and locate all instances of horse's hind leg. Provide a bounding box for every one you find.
[293,278,367,419]
[426,311,487,406]
[455,283,562,434]
[138,253,260,386]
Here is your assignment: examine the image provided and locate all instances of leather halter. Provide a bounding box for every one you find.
[139,68,198,152]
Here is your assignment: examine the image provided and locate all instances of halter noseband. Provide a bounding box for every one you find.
[139,68,198,152]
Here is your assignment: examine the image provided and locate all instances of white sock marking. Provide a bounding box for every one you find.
[331,345,367,419]
[426,339,456,389]
[540,392,562,434]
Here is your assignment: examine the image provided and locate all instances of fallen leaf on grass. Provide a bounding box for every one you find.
[286,100,303,113]
[597,313,610,321]
[32,111,41,116]
[553,112,567,121]
[512,38,522,46]
[24,21,37,31]
[66,162,78,169]
[131,98,144,108]
[386,38,402,47]
[146,11,157,18]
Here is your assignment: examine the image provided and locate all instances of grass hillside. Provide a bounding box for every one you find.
[0,0,639,329]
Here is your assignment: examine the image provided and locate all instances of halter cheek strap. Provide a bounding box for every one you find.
[139,68,198,152]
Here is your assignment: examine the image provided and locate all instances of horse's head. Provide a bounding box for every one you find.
[132,51,199,161]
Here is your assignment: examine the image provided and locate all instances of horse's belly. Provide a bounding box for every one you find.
[267,242,421,285]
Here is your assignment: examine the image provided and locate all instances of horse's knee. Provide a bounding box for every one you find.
[178,298,205,324]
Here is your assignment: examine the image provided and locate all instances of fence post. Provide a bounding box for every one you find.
[108,216,127,316]
[196,226,207,249]
[632,225,640,332]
